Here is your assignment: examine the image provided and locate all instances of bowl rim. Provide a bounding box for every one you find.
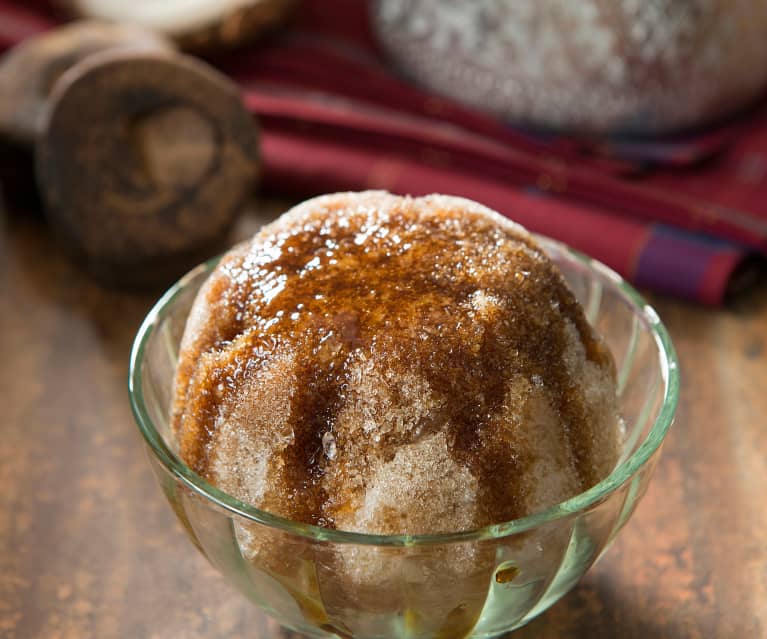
[128,236,679,547]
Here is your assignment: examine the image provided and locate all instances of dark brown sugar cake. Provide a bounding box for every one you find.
[171,191,620,535]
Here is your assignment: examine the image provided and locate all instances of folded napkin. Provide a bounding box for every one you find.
[2,0,764,304]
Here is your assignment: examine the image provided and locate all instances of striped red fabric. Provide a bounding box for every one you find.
[0,0,763,303]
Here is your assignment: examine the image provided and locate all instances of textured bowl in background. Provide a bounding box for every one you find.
[374,0,767,135]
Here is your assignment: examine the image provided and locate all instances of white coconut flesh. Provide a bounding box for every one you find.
[72,0,262,36]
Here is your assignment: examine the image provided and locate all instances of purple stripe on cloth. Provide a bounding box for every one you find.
[634,225,747,304]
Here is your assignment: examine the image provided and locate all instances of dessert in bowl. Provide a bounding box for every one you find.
[129,192,677,638]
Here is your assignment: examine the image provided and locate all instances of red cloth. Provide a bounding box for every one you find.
[1,0,764,304]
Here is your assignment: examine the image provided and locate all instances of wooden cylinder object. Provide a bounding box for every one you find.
[0,21,172,146]
[0,21,171,208]
[36,49,260,287]
[0,21,260,287]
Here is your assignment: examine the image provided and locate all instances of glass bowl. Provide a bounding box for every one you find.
[128,235,678,639]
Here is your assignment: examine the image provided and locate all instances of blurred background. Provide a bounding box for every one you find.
[1,0,766,303]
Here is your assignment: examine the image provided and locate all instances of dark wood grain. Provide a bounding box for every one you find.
[1,196,765,639]
[36,48,259,288]
[0,21,172,146]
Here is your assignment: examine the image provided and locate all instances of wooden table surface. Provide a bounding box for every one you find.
[1,197,766,639]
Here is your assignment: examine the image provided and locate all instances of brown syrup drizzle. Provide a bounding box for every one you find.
[173,196,613,527]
